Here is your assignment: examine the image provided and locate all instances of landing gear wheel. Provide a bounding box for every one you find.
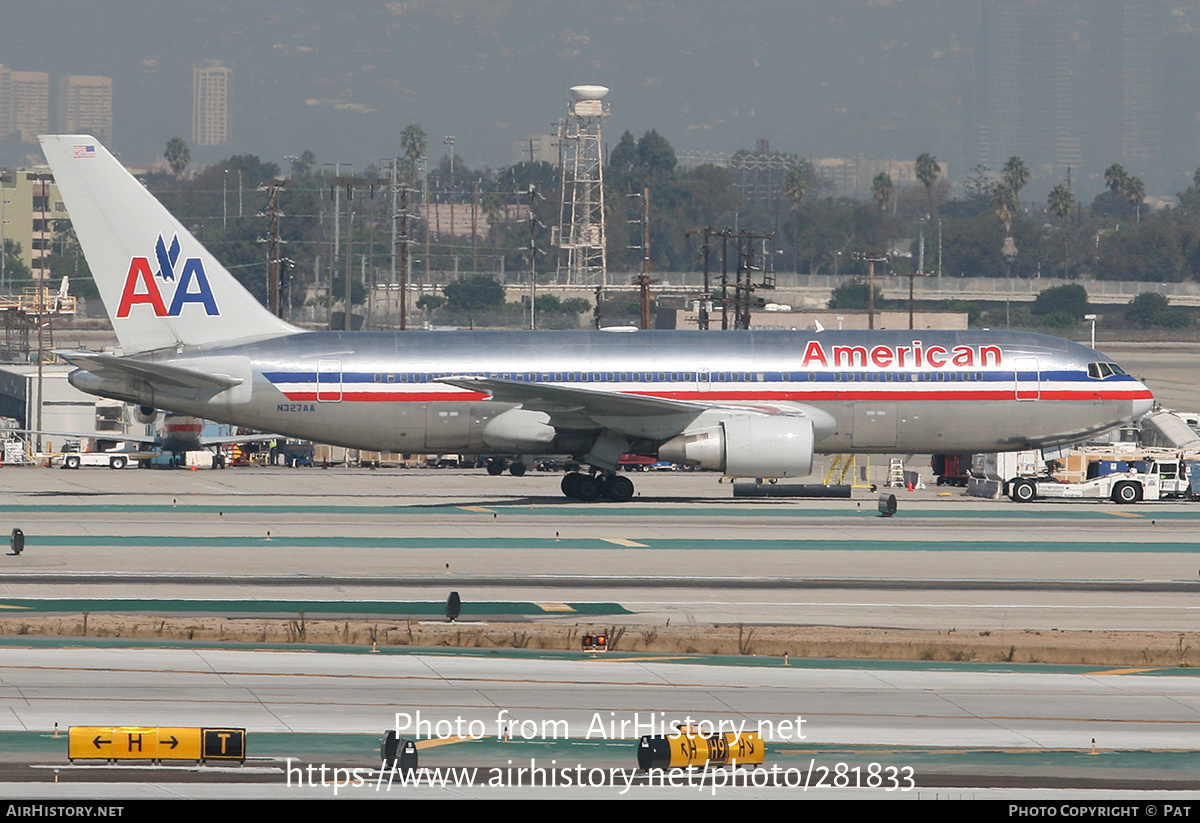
[509,462,526,477]
[1010,479,1036,503]
[574,476,601,502]
[486,459,505,476]
[561,472,583,499]
[1112,481,1141,504]
[606,474,635,502]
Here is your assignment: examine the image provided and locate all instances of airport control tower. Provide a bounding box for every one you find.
[557,84,610,285]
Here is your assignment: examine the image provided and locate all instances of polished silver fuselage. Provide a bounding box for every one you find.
[69,329,1153,458]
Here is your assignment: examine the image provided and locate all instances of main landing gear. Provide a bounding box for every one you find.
[560,471,635,502]
[485,458,526,477]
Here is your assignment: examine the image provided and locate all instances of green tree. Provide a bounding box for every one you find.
[871,172,893,211]
[636,130,677,178]
[1047,184,1074,223]
[1032,283,1089,320]
[291,150,316,176]
[828,279,883,310]
[1,239,32,285]
[443,274,505,325]
[609,131,638,184]
[164,137,190,178]
[785,163,814,210]
[401,124,427,164]
[915,152,940,216]
[1001,156,1030,200]
[1125,292,1191,329]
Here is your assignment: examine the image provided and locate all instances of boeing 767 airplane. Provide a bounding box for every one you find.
[40,135,1153,501]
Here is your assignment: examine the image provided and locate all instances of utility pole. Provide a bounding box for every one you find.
[330,173,389,331]
[627,188,656,330]
[853,253,889,330]
[261,178,287,316]
[400,186,410,330]
[686,227,716,330]
[528,184,538,330]
[444,136,456,278]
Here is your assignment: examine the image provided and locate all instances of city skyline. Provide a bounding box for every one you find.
[1,1,1199,201]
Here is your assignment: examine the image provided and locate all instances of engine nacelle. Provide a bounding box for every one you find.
[659,415,815,478]
[481,408,558,453]
[134,405,158,424]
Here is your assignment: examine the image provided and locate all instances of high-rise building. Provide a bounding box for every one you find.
[57,75,113,145]
[8,70,49,144]
[192,61,231,147]
[1088,0,1165,187]
[972,0,1080,182]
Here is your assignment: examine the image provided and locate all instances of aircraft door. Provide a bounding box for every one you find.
[851,402,898,448]
[1013,356,1040,401]
[317,360,342,402]
[697,369,710,393]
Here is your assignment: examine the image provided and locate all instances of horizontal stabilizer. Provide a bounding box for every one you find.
[57,351,242,393]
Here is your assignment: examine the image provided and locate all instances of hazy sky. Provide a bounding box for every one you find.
[4,1,1199,197]
[1,2,974,164]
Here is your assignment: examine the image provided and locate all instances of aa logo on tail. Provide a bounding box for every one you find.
[117,234,219,318]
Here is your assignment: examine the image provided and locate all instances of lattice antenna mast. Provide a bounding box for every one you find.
[557,84,610,286]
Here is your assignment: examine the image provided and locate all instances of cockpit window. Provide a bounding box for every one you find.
[1087,362,1122,379]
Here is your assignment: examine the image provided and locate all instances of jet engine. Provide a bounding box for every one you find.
[134,405,158,424]
[481,408,593,455]
[658,414,816,478]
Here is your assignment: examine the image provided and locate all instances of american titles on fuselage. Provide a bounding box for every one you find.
[801,340,1001,370]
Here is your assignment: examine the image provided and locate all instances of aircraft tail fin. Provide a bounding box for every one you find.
[40,135,298,355]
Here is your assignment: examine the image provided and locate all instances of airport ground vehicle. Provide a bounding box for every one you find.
[41,135,1154,502]
[51,443,149,469]
[1007,456,1191,503]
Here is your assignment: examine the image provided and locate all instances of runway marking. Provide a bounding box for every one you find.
[19,535,1200,552]
[1091,667,1158,675]
[598,656,692,663]
[415,736,476,749]
[0,604,31,609]
[460,506,496,514]
[535,603,575,612]
[1104,511,1143,518]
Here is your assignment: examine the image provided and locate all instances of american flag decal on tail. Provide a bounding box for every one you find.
[72,145,95,159]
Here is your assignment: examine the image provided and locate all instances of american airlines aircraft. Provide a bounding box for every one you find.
[41,135,1154,501]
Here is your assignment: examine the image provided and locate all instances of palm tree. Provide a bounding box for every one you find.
[871,172,893,211]
[1048,183,1074,276]
[1104,163,1128,195]
[1047,183,1074,223]
[992,182,1018,237]
[400,124,428,182]
[1001,156,1030,202]
[784,163,812,210]
[915,152,940,216]
[1124,174,1145,222]
[164,137,190,178]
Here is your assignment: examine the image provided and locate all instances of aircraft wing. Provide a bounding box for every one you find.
[437,375,835,442]
[56,351,243,393]
[438,375,708,417]
[197,434,282,447]
[16,429,161,446]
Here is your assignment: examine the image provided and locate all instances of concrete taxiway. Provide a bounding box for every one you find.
[1,460,1199,796]
[1,466,1199,631]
